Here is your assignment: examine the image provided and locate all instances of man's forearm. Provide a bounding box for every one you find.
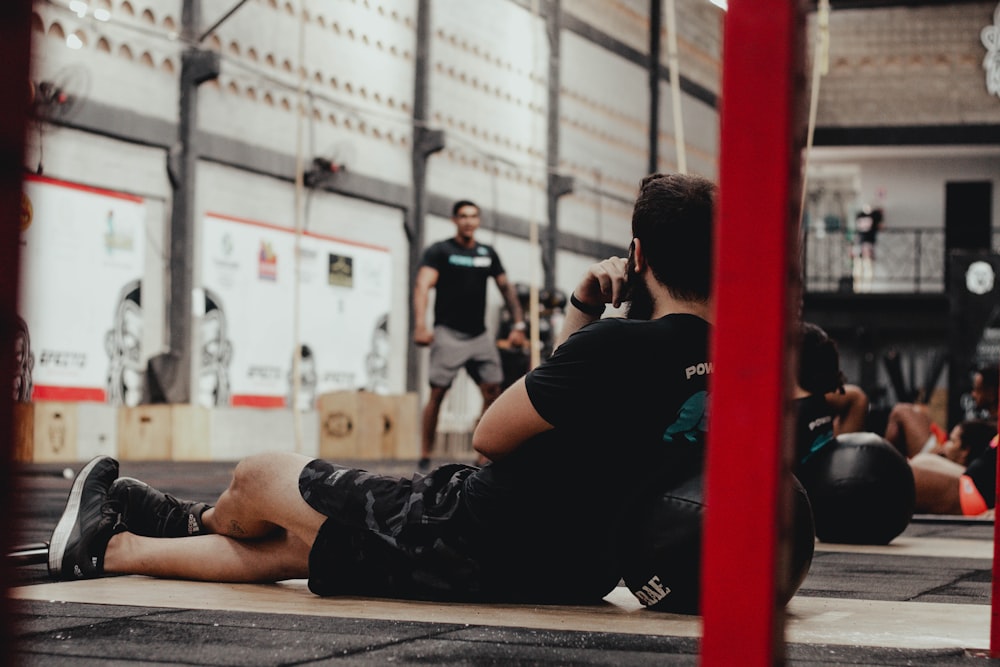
[503,284,525,324]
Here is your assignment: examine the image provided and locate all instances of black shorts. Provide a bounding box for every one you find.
[299,460,485,601]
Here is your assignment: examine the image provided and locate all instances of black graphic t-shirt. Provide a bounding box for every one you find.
[462,314,711,599]
[420,238,504,336]
[793,393,836,471]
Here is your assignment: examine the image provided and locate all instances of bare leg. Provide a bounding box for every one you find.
[421,385,448,460]
[883,403,934,458]
[104,529,311,582]
[105,452,325,582]
[203,452,325,542]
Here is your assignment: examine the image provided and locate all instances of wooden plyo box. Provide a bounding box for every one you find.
[12,401,118,463]
[318,391,419,460]
[12,401,78,462]
[117,404,211,461]
[393,392,419,460]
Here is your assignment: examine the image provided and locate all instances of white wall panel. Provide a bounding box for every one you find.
[426,0,547,215]
[200,0,417,185]
[197,161,410,394]
[32,3,182,124]
[808,149,1000,231]
[560,29,648,238]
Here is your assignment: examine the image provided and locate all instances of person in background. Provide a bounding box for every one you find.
[884,365,998,459]
[413,200,526,471]
[793,322,870,470]
[966,364,1000,422]
[851,205,883,293]
[909,419,998,516]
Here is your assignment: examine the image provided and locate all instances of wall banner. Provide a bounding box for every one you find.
[200,213,392,410]
[17,175,146,405]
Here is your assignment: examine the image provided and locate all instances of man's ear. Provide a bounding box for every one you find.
[631,237,646,272]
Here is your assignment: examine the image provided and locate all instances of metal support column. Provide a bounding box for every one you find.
[406,0,445,392]
[165,0,219,403]
[542,0,568,294]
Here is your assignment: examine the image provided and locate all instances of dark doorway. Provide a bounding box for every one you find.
[945,181,993,288]
[946,181,993,250]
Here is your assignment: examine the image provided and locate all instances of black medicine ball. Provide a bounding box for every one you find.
[618,472,815,614]
[798,432,915,545]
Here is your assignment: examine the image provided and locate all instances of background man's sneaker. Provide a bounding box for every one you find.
[48,456,123,580]
[110,477,211,538]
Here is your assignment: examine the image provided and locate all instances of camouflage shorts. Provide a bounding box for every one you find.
[299,459,485,600]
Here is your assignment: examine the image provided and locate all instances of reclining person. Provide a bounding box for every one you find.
[48,173,717,606]
[909,419,998,516]
[884,365,998,459]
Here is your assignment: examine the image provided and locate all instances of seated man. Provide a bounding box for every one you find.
[47,173,717,607]
[910,420,998,516]
[884,365,998,459]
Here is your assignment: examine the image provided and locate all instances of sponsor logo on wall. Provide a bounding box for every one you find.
[328,253,354,287]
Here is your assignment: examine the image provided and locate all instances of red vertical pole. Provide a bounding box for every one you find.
[0,2,33,667]
[991,362,1000,658]
[700,1,807,666]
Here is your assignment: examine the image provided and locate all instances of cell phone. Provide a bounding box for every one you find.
[622,240,637,302]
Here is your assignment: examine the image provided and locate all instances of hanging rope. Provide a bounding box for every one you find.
[529,0,542,369]
[290,0,308,452]
[665,0,686,174]
[800,0,831,224]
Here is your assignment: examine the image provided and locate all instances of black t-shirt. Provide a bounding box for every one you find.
[420,238,504,336]
[855,209,882,245]
[793,394,836,471]
[462,314,711,600]
[964,445,997,509]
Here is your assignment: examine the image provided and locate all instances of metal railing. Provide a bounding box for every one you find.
[802,228,946,293]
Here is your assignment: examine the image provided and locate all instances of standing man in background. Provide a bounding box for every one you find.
[852,205,884,292]
[413,200,527,471]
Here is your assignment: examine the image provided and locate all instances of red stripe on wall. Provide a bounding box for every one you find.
[31,386,107,402]
[230,395,286,408]
[23,174,145,203]
[205,212,390,253]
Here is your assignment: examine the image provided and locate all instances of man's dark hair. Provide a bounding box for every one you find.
[958,419,996,463]
[798,322,846,396]
[631,173,715,302]
[452,200,479,216]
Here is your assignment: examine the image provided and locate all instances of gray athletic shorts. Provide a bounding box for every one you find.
[428,325,503,388]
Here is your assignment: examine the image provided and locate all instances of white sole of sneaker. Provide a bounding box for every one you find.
[48,456,108,577]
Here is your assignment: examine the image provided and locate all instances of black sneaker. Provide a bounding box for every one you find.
[48,456,124,580]
[417,457,431,472]
[109,477,211,538]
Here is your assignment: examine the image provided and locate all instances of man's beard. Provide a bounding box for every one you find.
[624,276,654,320]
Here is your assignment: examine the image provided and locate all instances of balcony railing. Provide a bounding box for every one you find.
[803,228,947,294]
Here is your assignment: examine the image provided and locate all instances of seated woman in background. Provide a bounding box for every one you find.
[910,419,998,516]
[794,322,870,470]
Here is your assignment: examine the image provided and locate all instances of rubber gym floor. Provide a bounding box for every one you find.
[8,459,1000,666]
